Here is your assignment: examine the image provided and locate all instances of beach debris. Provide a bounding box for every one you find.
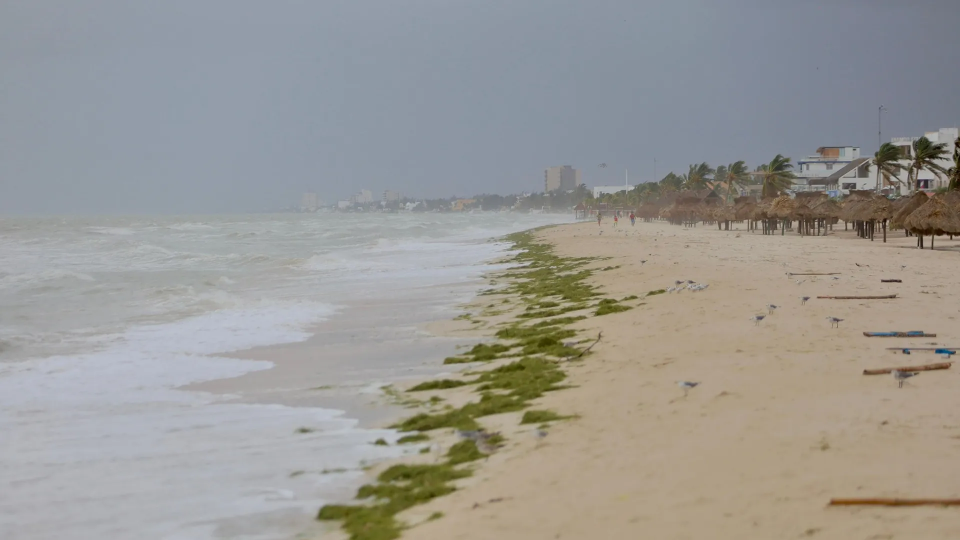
[855,263,870,267]
[767,304,779,314]
[640,260,647,265]
[818,294,897,300]
[787,272,841,276]
[677,381,700,397]
[892,370,919,388]
[863,362,951,375]
[829,498,960,507]
[863,331,936,338]
[559,331,602,362]
[801,296,810,305]
[457,429,486,441]
[881,279,902,283]
[795,279,806,285]
[826,317,843,328]
[752,315,766,326]
[901,265,907,270]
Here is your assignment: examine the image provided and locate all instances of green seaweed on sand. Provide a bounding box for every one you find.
[397,433,429,444]
[373,438,389,446]
[442,343,511,364]
[520,410,576,424]
[427,512,444,522]
[622,295,639,301]
[407,379,468,392]
[446,440,485,465]
[646,289,667,296]
[595,303,632,316]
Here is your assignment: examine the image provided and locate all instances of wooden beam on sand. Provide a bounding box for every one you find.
[787,272,841,276]
[817,294,898,300]
[829,498,960,507]
[862,362,952,375]
[880,279,902,283]
[864,331,936,338]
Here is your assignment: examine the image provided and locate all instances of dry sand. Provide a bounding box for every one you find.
[391,220,960,540]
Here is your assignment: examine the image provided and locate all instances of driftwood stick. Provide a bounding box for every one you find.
[885,347,959,351]
[880,279,902,283]
[862,362,952,375]
[787,272,841,276]
[818,294,898,300]
[577,331,603,358]
[829,498,960,507]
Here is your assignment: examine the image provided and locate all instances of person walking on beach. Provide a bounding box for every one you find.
[613,214,618,227]
[597,211,602,226]
[629,212,636,226]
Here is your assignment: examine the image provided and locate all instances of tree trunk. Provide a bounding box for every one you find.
[882,219,887,243]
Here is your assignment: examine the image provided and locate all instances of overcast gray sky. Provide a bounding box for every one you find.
[2,0,959,214]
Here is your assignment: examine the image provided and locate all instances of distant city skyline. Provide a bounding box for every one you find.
[2,1,959,214]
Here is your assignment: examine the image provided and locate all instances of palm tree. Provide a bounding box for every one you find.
[681,162,715,190]
[755,154,796,198]
[872,142,903,193]
[659,172,683,192]
[723,161,749,203]
[948,137,960,191]
[907,136,949,191]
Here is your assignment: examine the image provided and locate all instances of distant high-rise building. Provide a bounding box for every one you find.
[300,192,319,211]
[354,189,374,204]
[544,166,583,192]
[382,190,401,203]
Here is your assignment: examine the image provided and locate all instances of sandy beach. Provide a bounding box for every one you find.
[328,220,960,540]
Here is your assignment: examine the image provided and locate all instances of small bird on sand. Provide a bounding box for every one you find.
[801,296,810,305]
[826,317,843,328]
[752,315,766,326]
[767,304,779,314]
[533,429,548,447]
[675,280,683,286]
[892,369,919,388]
[677,381,700,397]
[832,276,840,280]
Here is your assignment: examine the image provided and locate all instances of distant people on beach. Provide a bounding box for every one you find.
[629,212,636,226]
[597,212,602,226]
[613,214,618,227]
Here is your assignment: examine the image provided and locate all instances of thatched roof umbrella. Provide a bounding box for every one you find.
[809,198,841,220]
[839,192,872,223]
[854,197,894,242]
[890,191,929,229]
[904,191,960,249]
[635,201,659,220]
[734,198,758,220]
[769,195,797,220]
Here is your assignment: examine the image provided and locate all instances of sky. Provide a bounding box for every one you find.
[2,0,959,214]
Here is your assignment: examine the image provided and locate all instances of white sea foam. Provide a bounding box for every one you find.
[0,212,572,539]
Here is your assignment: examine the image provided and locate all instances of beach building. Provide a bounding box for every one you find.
[890,127,958,193]
[794,146,869,195]
[593,185,633,198]
[300,192,319,212]
[545,166,583,192]
[382,190,400,203]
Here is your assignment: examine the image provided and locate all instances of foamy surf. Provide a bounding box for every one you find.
[0,212,572,539]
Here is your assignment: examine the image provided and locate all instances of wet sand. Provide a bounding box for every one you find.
[395,220,960,540]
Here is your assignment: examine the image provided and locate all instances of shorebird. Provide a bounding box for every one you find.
[801,296,810,305]
[767,304,779,314]
[677,381,700,397]
[752,314,766,326]
[892,369,919,388]
[533,429,548,447]
[832,276,840,280]
[826,317,843,328]
[795,279,806,285]
[686,280,696,284]
[675,280,684,286]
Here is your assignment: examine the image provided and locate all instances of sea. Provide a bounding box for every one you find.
[0,212,572,540]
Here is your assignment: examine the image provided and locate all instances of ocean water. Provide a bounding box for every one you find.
[0,212,571,540]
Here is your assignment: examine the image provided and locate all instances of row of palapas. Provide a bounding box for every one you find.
[631,189,959,248]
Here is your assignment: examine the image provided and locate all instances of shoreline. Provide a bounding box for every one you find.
[318,220,960,540]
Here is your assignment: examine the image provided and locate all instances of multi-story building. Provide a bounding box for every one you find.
[891,127,958,192]
[382,190,401,203]
[354,189,374,204]
[300,192,319,212]
[545,166,583,192]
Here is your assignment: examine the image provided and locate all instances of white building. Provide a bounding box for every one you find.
[337,200,352,209]
[891,127,958,193]
[382,190,401,203]
[794,146,868,195]
[351,189,374,204]
[300,192,319,212]
[593,185,633,198]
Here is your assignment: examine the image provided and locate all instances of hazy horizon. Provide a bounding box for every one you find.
[3,1,959,215]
